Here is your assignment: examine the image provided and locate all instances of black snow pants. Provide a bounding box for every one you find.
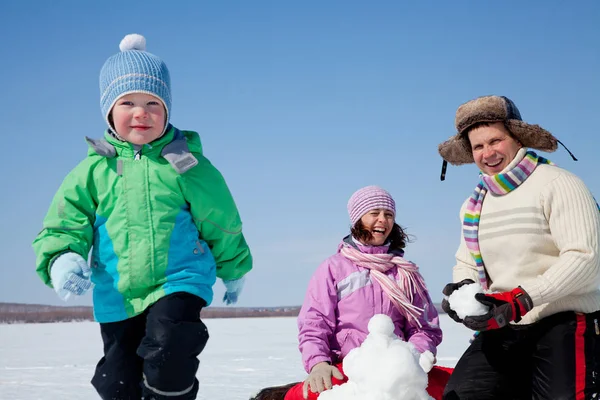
[91,292,209,400]
[443,310,600,400]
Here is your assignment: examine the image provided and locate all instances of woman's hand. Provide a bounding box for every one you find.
[302,362,344,398]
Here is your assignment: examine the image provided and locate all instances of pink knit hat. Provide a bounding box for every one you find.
[347,186,396,225]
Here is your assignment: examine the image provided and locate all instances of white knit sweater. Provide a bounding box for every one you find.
[453,148,600,324]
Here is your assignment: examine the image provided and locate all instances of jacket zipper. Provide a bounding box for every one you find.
[134,144,152,160]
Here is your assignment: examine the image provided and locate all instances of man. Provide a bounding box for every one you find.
[439,95,600,399]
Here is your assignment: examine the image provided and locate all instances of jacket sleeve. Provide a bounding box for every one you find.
[32,160,97,287]
[403,276,443,355]
[297,260,338,373]
[521,172,600,305]
[181,154,252,281]
[453,199,479,284]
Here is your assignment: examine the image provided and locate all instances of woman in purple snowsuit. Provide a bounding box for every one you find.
[251,185,444,400]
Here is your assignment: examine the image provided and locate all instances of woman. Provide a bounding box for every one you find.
[253,185,448,400]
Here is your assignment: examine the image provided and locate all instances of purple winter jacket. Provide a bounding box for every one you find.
[297,237,442,373]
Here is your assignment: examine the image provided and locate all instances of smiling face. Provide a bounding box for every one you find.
[467,122,523,175]
[358,208,395,246]
[110,93,166,145]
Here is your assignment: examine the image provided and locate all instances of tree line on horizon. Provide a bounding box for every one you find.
[0,302,444,324]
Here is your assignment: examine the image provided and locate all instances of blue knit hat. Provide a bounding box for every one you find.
[99,34,171,131]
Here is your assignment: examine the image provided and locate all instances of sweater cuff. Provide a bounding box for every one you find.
[520,281,543,306]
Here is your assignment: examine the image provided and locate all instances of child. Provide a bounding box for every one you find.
[32,33,252,400]
[252,186,448,400]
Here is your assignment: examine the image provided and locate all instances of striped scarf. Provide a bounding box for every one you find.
[340,243,428,327]
[464,151,553,290]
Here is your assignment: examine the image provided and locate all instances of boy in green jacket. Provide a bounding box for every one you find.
[32,33,252,400]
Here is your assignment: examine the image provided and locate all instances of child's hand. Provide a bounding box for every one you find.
[222,276,245,305]
[50,253,93,301]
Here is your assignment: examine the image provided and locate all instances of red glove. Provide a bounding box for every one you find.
[463,287,533,331]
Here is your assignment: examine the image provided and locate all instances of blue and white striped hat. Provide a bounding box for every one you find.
[99,34,171,129]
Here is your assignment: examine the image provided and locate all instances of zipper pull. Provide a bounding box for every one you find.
[594,318,599,335]
[133,145,142,160]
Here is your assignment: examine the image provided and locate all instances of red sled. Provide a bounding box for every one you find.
[281,364,453,400]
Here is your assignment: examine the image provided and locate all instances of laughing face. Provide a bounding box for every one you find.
[359,208,395,246]
[467,122,523,176]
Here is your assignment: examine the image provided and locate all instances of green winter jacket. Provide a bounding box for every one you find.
[33,125,252,322]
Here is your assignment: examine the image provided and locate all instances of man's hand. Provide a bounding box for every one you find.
[441,279,475,323]
[463,286,533,331]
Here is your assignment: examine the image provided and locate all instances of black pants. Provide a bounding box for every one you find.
[91,292,209,400]
[443,311,600,400]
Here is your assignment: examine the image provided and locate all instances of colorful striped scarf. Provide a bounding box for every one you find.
[463,151,553,290]
[339,243,428,327]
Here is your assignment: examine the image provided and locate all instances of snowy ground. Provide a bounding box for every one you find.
[0,315,472,399]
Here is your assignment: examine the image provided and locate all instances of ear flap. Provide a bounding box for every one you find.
[438,134,474,166]
[506,120,558,153]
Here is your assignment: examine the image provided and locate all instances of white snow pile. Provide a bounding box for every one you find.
[447,282,489,319]
[319,314,433,400]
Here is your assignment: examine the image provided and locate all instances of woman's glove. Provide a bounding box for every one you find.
[419,350,436,373]
[302,362,344,398]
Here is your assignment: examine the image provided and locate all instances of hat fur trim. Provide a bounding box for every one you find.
[438,96,558,166]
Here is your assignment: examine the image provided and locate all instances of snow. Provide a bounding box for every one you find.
[447,282,489,320]
[319,314,430,400]
[0,315,473,400]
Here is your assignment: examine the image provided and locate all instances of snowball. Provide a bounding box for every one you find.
[447,282,489,319]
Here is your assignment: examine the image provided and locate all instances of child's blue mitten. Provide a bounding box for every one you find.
[223,276,245,305]
[50,252,93,301]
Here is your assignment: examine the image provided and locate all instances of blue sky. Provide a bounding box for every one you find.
[1,1,598,308]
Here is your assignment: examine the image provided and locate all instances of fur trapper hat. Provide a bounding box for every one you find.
[438,95,558,166]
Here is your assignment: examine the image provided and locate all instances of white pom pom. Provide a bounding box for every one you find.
[367,314,395,337]
[119,34,146,52]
